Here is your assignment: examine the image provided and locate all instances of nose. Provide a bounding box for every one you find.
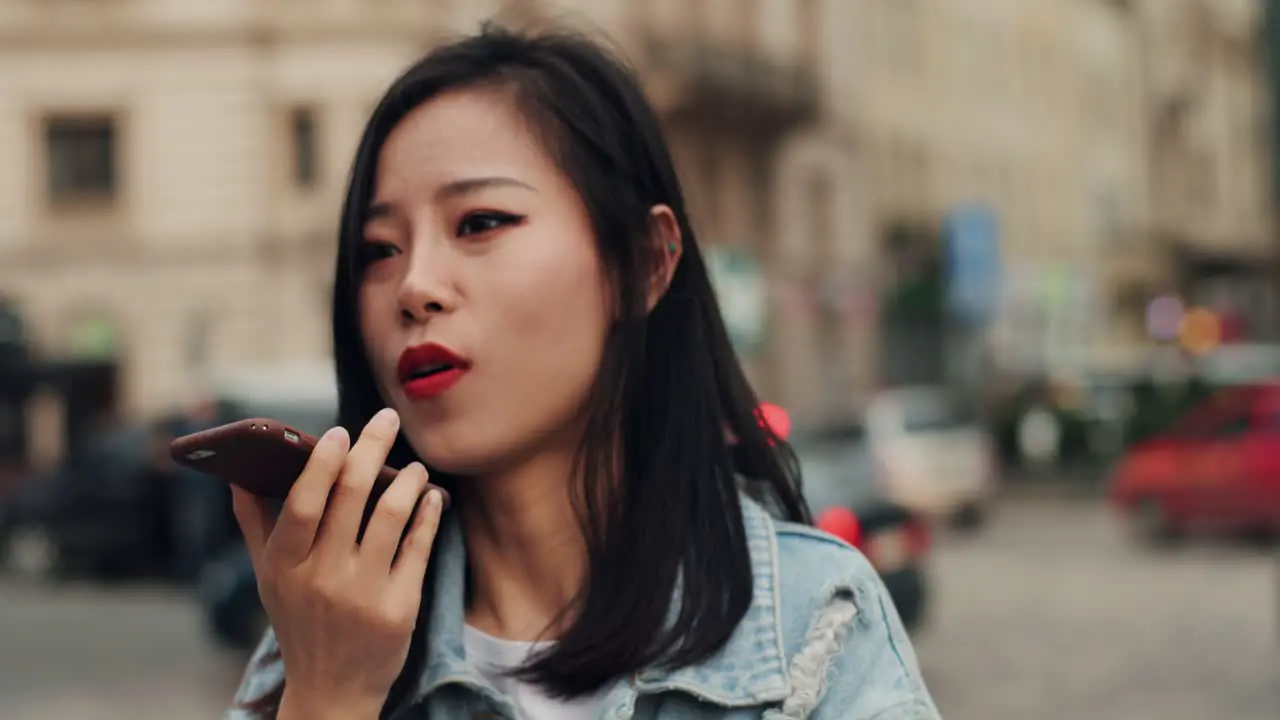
[396,244,457,323]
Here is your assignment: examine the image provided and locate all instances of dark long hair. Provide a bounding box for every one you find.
[240,22,808,717]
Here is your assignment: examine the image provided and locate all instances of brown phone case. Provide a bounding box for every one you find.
[169,417,449,508]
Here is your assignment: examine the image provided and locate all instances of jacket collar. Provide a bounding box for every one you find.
[408,495,790,710]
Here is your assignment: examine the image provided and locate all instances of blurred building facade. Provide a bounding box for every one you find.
[851,0,1274,384]
[845,0,1154,386]
[0,0,866,426]
[0,1,508,417]
[0,0,1275,433]
[1130,0,1277,349]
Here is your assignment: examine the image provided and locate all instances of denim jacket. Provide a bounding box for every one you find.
[228,496,941,719]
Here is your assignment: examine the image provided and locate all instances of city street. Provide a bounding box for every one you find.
[2,497,1279,719]
[914,499,1280,720]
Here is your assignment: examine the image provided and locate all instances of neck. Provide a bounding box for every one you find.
[459,450,588,642]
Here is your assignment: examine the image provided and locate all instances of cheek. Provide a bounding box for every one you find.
[488,247,611,390]
[509,249,607,338]
[357,285,398,374]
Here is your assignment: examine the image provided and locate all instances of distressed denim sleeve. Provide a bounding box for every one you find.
[762,540,941,720]
[807,570,941,720]
[224,628,284,720]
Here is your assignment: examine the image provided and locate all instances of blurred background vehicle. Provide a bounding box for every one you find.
[0,418,178,582]
[794,423,932,630]
[863,386,998,530]
[0,399,251,585]
[0,359,340,651]
[990,371,1145,482]
[991,344,1280,490]
[1108,379,1280,544]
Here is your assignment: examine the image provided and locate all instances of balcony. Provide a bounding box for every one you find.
[641,37,820,136]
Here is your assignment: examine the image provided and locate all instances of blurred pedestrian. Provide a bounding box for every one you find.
[226,24,939,720]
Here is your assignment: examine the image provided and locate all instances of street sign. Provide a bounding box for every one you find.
[67,317,120,360]
[706,246,768,353]
[944,203,1002,326]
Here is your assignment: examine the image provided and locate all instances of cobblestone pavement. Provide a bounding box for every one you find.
[0,581,244,719]
[914,500,1280,720]
[2,497,1278,719]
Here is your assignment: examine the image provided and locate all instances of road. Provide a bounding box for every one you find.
[1,498,1278,719]
[913,500,1280,720]
[0,581,243,719]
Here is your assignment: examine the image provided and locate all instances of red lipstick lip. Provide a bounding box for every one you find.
[397,343,471,400]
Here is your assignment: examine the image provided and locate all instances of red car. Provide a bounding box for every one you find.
[1109,380,1280,542]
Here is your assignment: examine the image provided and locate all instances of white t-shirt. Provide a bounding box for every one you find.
[463,624,609,720]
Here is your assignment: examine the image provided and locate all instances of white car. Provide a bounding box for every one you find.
[863,386,998,529]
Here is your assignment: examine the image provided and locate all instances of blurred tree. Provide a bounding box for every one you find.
[0,297,27,363]
[881,222,944,323]
[879,222,946,386]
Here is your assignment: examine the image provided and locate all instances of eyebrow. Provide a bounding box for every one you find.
[366,176,536,219]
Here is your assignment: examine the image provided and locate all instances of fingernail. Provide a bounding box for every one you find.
[374,407,400,431]
[425,488,442,509]
[318,426,348,449]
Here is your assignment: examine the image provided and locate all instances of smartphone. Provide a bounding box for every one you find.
[169,417,449,508]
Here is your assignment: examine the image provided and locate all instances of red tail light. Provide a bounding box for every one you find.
[904,518,931,557]
[858,518,931,571]
[756,402,792,442]
[816,507,863,547]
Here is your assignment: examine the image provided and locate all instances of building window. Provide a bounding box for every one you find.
[878,0,922,75]
[290,107,319,189]
[184,308,214,372]
[1192,149,1218,213]
[44,115,118,206]
[1092,187,1125,248]
[808,171,834,264]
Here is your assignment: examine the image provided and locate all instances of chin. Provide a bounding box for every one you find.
[401,429,503,478]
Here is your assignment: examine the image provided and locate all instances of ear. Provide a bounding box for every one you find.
[645,204,682,312]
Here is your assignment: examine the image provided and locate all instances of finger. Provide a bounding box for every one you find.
[316,408,400,553]
[265,426,351,566]
[231,486,275,568]
[389,487,445,601]
[358,463,430,571]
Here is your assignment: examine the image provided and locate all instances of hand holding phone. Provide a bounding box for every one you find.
[220,409,446,714]
[169,416,449,508]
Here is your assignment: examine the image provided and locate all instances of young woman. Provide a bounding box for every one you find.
[227,24,940,720]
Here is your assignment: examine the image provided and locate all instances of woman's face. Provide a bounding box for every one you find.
[358,88,612,475]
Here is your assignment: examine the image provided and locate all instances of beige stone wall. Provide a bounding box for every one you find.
[0,5,434,416]
[1137,0,1272,252]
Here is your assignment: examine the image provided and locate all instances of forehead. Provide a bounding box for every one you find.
[375,88,553,191]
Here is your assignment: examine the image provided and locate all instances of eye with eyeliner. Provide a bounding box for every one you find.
[456,210,526,238]
[355,209,524,269]
[356,239,400,268]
